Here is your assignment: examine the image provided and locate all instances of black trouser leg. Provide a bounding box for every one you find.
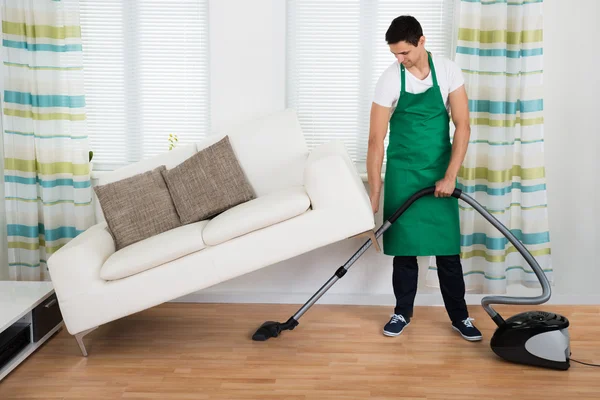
[436,255,469,322]
[392,256,419,318]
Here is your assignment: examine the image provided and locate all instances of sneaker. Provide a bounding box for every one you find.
[452,317,483,341]
[383,314,410,337]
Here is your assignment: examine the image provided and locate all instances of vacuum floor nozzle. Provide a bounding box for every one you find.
[252,318,299,341]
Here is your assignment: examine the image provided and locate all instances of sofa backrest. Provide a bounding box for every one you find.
[196,108,309,197]
[93,109,309,223]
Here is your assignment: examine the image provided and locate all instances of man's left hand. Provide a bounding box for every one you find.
[435,177,456,198]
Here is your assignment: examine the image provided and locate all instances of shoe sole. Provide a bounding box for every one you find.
[383,322,410,337]
[452,325,482,341]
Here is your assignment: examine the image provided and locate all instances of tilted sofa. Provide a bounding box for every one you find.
[47,109,375,355]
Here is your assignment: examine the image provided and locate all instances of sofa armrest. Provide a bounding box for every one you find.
[47,222,115,302]
[303,140,373,222]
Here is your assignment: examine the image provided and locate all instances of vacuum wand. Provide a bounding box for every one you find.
[252,186,552,341]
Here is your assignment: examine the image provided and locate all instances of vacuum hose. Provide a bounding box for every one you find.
[391,187,551,327]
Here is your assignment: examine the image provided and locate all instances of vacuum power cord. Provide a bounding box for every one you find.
[571,358,600,367]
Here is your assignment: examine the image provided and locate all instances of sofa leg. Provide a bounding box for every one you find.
[74,326,98,357]
[349,229,381,252]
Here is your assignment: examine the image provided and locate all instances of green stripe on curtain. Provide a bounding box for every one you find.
[460,165,545,182]
[3,108,86,121]
[8,241,66,254]
[458,28,543,44]
[4,158,89,175]
[459,247,551,263]
[2,21,81,39]
[470,117,544,127]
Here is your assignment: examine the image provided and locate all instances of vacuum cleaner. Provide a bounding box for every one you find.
[252,186,571,370]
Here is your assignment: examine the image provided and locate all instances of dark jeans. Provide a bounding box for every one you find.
[392,255,468,322]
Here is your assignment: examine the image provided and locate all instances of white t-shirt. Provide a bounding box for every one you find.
[373,53,465,116]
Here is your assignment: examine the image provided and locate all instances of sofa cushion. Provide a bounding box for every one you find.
[202,186,311,246]
[93,166,182,250]
[161,135,256,225]
[196,109,309,198]
[100,220,210,280]
[94,144,197,223]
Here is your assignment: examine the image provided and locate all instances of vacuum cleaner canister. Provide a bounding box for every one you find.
[491,311,570,370]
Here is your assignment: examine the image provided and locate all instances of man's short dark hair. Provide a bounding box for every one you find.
[385,15,423,46]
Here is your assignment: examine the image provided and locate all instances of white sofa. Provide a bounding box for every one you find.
[47,109,375,355]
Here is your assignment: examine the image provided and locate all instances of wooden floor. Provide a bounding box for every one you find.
[1,303,599,399]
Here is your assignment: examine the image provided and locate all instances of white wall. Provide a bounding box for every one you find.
[543,0,600,297]
[174,0,600,307]
[209,0,286,135]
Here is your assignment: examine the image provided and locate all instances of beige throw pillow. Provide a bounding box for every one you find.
[161,135,256,224]
[93,165,182,250]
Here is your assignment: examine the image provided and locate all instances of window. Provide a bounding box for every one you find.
[286,0,456,171]
[80,0,210,170]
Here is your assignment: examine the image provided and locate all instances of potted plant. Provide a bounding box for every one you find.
[168,133,178,150]
[89,150,94,173]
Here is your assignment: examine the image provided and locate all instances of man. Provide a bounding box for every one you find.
[366,15,482,341]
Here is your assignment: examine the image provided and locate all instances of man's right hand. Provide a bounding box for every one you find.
[370,190,381,214]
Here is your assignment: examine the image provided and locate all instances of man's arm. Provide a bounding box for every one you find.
[435,85,471,197]
[367,102,391,212]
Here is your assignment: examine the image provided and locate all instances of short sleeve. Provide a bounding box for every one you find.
[447,59,465,93]
[373,63,400,108]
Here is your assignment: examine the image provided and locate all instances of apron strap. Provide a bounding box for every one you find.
[428,51,439,88]
[400,63,406,94]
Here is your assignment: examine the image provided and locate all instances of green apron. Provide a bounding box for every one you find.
[382,52,461,256]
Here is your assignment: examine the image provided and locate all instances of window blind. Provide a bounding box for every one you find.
[79,0,210,170]
[287,0,456,171]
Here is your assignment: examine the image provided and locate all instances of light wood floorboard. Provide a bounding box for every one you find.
[1,303,599,399]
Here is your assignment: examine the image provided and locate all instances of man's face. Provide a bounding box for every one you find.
[389,37,424,68]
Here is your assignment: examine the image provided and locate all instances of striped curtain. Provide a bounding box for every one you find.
[2,0,94,281]
[428,0,552,293]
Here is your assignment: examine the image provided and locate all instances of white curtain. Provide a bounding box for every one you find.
[427,0,552,293]
[2,0,95,281]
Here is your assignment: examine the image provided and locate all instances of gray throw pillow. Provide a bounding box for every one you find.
[93,165,182,250]
[161,135,256,224]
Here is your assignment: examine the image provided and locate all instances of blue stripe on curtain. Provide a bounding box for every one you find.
[3,39,82,52]
[4,91,86,108]
[456,46,543,57]
[5,175,91,188]
[8,224,84,240]
[469,99,543,114]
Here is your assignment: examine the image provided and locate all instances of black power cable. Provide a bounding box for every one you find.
[571,358,600,367]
